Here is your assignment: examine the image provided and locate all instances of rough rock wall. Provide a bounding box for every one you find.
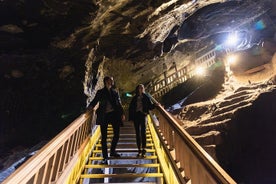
[175,54,276,183]
[0,0,96,153]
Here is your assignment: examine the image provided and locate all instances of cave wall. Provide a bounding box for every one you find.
[217,88,276,183]
[0,0,96,151]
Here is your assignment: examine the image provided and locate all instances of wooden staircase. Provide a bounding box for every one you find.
[79,121,164,184]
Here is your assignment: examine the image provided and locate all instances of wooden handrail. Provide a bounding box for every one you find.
[149,48,217,98]
[148,113,186,184]
[149,65,193,98]
[2,96,236,184]
[151,102,236,183]
[2,109,97,184]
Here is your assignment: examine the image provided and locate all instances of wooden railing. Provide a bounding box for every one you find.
[149,65,194,98]
[148,114,186,184]
[2,98,236,184]
[2,109,97,184]
[150,102,236,184]
[148,48,217,98]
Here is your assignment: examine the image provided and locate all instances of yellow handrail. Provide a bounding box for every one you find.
[148,115,186,184]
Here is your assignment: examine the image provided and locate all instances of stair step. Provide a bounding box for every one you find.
[96,143,154,151]
[95,143,154,148]
[82,121,163,183]
[81,173,163,179]
[107,134,152,138]
[99,138,153,143]
[108,127,150,130]
[89,156,158,161]
[107,130,151,134]
[92,149,156,153]
[84,163,160,169]
[91,183,157,184]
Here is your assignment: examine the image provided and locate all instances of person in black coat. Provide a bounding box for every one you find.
[128,84,155,157]
[88,76,125,164]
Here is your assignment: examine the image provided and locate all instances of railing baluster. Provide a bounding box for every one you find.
[43,155,54,184]
[26,175,35,184]
[41,161,49,184]
[59,140,68,173]
[36,163,45,183]
[70,131,77,157]
[49,152,58,183]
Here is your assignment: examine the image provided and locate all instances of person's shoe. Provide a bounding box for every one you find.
[101,158,108,165]
[136,150,142,157]
[110,152,121,157]
[141,149,146,157]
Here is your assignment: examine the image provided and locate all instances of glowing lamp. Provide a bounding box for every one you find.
[225,32,239,47]
[195,67,206,76]
[227,55,237,65]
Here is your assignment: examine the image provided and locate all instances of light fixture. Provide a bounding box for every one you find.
[225,32,239,47]
[227,54,237,65]
[195,66,206,76]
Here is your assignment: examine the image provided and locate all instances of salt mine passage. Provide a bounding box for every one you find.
[1,0,276,183]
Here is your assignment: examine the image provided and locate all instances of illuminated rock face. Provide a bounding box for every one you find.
[0,0,276,181]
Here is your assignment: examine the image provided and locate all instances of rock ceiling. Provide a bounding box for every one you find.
[1,0,275,92]
[80,0,276,94]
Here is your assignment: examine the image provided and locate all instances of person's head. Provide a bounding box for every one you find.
[103,76,114,89]
[135,84,145,95]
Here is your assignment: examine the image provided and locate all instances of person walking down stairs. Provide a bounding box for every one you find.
[128,84,155,157]
[88,76,125,164]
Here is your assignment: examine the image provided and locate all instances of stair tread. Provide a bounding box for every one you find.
[91,183,157,184]
[81,173,163,178]
[92,149,156,153]
[107,134,152,138]
[85,163,160,168]
[82,121,162,183]
[95,143,154,148]
[89,156,158,160]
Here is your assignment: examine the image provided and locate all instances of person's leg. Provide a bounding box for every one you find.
[110,112,121,157]
[141,115,147,149]
[140,115,147,157]
[100,122,108,160]
[134,118,141,153]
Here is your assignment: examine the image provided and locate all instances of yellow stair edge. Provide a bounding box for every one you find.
[95,143,154,147]
[81,173,164,179]
[107,134,152,138]
[89,156,158,160]
[84,163,160,168]
[92,149,156,153]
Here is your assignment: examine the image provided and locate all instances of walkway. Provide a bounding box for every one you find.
[80,121,163,184]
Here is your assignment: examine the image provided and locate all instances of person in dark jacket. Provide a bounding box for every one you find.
[88,76,125,164]
[129,84,155,157]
